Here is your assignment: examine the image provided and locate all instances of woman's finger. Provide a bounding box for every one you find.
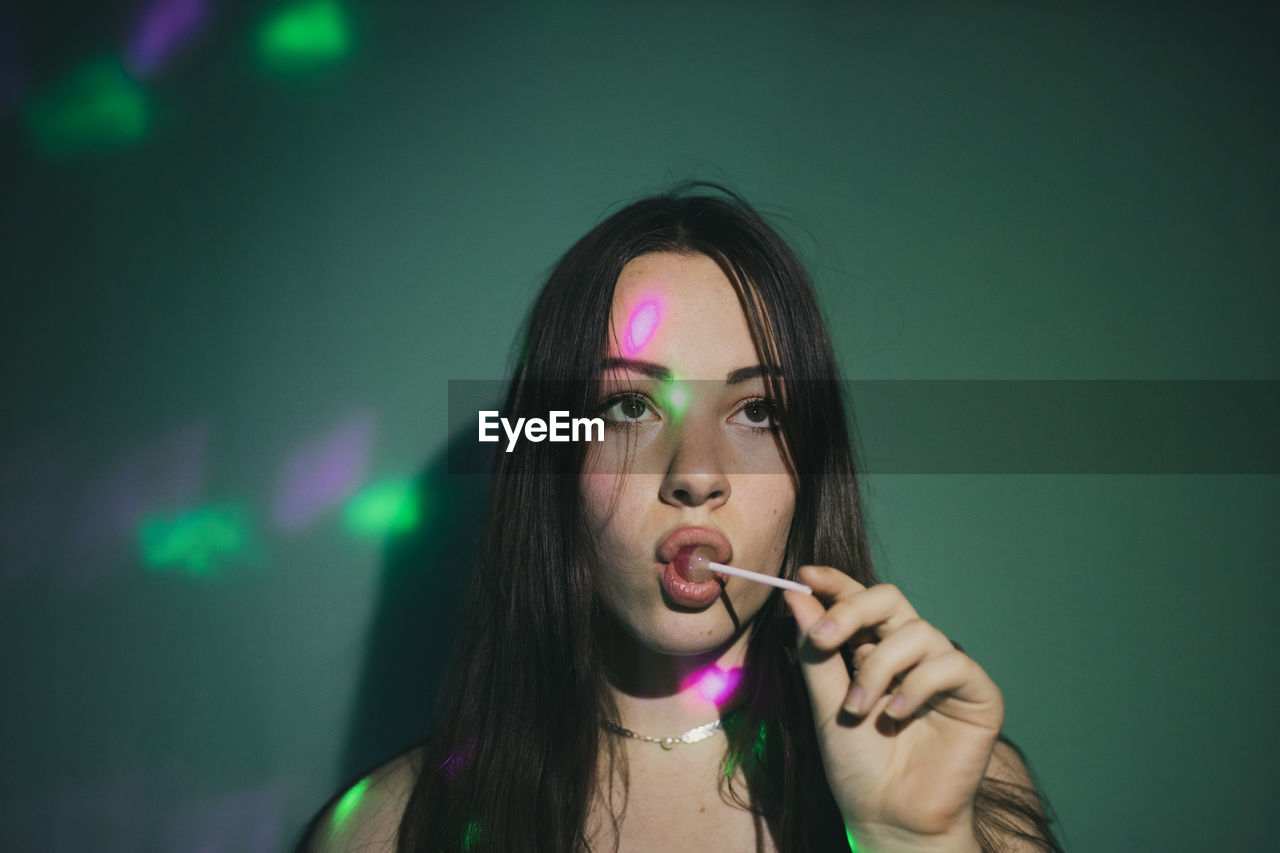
[881,649,1002,722]
[798,564,867,599]
[843,618,951,716]
[784,587,855,722]
[851,641,876,669]
[801,570,921,651]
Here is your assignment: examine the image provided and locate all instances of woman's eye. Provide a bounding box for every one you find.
[731,398,777,428]
[603,393,659,423]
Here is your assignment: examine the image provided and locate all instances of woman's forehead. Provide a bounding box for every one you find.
[606,252,758,377]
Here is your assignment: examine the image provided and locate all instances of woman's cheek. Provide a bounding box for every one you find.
[579,473,656,571]
[753,479,796,566]
[580,472,619,527]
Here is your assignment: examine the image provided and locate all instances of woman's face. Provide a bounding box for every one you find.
[581,251,796,657]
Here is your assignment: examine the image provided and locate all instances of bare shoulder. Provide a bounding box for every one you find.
[303,748,423,853]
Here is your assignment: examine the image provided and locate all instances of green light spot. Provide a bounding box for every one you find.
[751,723,767,762]
[21,59,148,158]
[258,0,351,70]
[331,777,370,832]
[846,824,859,851]
[462,820,482,851]
[139,505,248,575]
[342,479,421,537]
[659,379,690,424]
[725,723,768,779]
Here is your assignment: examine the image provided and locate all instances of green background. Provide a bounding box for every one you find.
[2,1,1276,850]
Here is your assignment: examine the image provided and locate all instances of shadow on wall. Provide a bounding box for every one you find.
[337,427,494,784]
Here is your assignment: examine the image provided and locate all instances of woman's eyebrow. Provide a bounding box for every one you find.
[726,365,771,385]
[601,358,773,385]
[599,358,672,381]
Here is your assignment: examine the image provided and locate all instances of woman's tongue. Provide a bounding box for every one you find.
[674,544,718,584]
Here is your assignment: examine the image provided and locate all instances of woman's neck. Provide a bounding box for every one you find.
[602,621,753,737]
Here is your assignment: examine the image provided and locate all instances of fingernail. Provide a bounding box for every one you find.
[845,686,865,715]
[887,692,907,717]
[810,619,837,641]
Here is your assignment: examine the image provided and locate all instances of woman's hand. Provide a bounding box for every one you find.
[784,566,1003,853]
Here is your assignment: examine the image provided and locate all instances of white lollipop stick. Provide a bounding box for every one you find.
[708,561,812,595]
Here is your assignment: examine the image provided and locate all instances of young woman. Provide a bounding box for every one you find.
[298,185,1063,852]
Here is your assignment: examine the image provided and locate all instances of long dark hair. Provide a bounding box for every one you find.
[390,184,1061,851]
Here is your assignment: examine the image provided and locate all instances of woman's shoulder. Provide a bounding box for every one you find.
[300,746,424,853]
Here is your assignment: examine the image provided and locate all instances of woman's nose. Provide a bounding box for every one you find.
[658,422,731,509]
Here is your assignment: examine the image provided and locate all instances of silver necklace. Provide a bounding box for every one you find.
[601,716,725,750]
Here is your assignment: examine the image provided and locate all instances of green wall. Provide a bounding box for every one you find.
[2,1,1276,850]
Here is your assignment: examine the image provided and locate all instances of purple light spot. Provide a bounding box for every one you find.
[0,74,23,115]
[0,18,23,115]
[60,423,210,587]
[42,775,147,852]
[68,424,208,540]
[622,299,662,357]
[271,412,375,532]
[0,435,70,586]
[160,782,283,853]
[439,739,475,780]
[128,0,208,77]
[686,665,743,705]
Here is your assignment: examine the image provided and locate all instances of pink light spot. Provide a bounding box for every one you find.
[686,665,743,705]
[622,299,661,357]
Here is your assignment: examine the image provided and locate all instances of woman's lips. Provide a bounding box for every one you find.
[661,555,722,608]
[656,528,733,608]
[659,545,730,608]
[656,526,732,565]
[674,543,722,584]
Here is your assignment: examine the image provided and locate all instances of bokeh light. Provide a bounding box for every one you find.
[657,378,690,424]
[66,425,209,569]
[139,504,249,575]
[0,14,22,115]
[685,665,742,705]
[128,0,209,77]
[272,413,374,532]
[462,820,482,851]
[257,0,351,71]
[341,478,421,538]
[329,777,368,833]
[752,721,767,762]
[723,721,768,780]
[159,783,281,851]
[21,59,148,158]
[439,738,474,781]
[622,298,661,357]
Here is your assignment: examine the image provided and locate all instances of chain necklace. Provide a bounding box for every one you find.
[600,716,726,750]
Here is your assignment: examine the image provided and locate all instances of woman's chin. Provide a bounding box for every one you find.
[634,615,741,657]
[642,635,729,658]
[600,596,751,659]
